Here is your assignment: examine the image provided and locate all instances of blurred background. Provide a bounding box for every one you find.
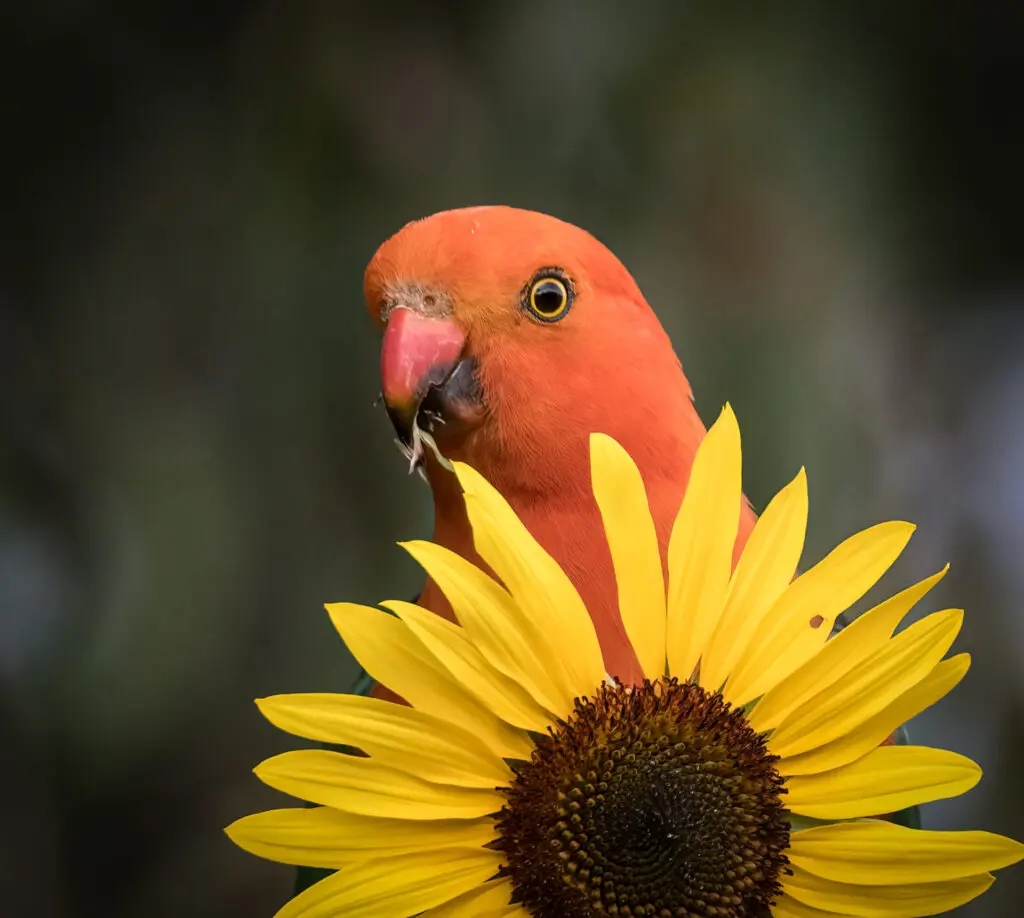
[2,2,1023,915]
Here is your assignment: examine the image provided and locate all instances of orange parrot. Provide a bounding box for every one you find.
[365,205,756,686]
[290,206,913,897]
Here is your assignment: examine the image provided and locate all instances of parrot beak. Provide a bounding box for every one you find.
[380,307,470,450]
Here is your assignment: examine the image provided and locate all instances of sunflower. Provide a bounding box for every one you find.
[227,405,1022,918]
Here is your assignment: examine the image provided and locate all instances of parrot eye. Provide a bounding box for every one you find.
[525,271,573,322]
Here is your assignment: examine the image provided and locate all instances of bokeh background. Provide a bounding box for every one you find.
[3,2,1023,916]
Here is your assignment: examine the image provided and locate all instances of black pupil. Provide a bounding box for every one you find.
[533,281,565,314]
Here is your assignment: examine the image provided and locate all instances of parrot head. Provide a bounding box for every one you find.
[365,205,700,498]
[364,206,741,682]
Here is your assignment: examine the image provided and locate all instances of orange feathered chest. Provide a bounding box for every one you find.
[420,452,756,685]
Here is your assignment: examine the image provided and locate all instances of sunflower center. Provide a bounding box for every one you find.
[495,679,789,917]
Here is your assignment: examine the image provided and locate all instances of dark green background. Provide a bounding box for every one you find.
[2,3,1022,916]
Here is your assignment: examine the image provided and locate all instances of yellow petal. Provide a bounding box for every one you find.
[772,895,847,918]
[784,865,994,918]
[749,567,949,733]
[225,807,496,867]
[701,466,808,692]
[382,598,553,737]
[453,462,606,701]
[274,847,503,918]
[254,750,502,820]
[256,694,511,787]
[666,404,743,681]
[419,879,514,916]
[779,653,970,776]
[769,608,962,758]
[726,520,915,705]
[590,433,666,680]
[325,602,524,759]
[785,745,981,819]
[789,820,1024,885]
[400,540,568,714]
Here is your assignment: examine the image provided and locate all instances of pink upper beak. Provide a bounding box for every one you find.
[380,307,466,445]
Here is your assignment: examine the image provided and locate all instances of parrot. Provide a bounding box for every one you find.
[365,205,758,687]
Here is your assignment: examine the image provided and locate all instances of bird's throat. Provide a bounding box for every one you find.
[423,455,653,684]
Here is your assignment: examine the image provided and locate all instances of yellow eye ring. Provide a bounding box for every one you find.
[526,273,573,321]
